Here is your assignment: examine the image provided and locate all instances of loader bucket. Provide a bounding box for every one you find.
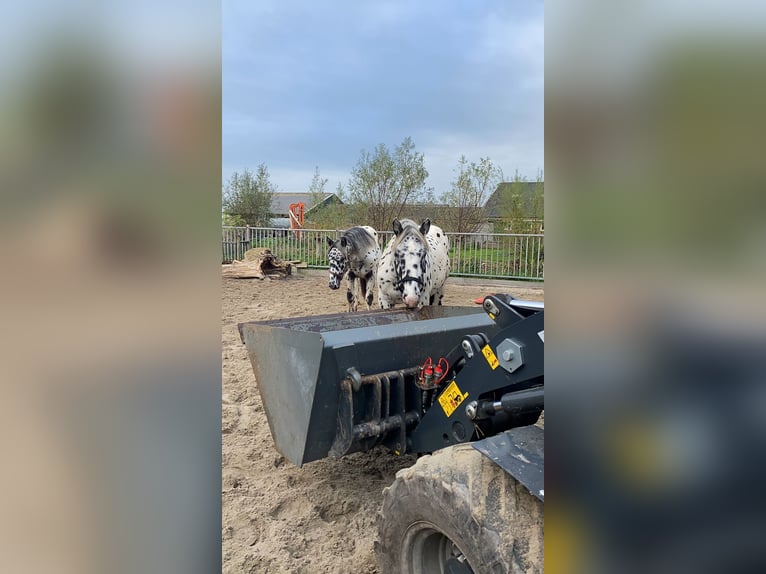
[238,307,500,466]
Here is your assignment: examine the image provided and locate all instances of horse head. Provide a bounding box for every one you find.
[392,219,431,308]
[326,236,349,290]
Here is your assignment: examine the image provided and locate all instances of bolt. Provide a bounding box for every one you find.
[483,298,499,315]
[461,340,474,358]
[346,367,363,392]
[465,401,478,419]
[452,421,467,441]
[502,349,514,361]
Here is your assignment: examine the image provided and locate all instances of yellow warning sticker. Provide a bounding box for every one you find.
[438,380,469,417]
[482,344,500,370]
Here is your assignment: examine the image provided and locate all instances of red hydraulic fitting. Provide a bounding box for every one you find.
[423,364,434,387]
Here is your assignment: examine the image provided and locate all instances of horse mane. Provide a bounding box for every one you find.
[342,226,377,254]
[391,219,429,253]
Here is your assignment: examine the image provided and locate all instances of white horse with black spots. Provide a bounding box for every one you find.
[377,218,450,309]
[326,225,380,312]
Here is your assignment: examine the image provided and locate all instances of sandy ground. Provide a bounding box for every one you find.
[222,271,543,573]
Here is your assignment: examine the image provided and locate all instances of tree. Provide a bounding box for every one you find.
[222,212,241,226]
[440,156,503,233]
[499,170,544,233]
[307,166,328,209]
[347,136,429,232]
[222,165,276,226]
[531,171,544,228]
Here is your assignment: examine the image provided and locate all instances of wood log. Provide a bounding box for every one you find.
[222,248,292,279]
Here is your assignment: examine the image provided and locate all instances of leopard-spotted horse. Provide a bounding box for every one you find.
[377,218,450,310]
[326,225,381,312]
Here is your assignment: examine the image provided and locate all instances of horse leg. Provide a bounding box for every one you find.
[358,277,367,311]
[376,273,389,309]
[429,286,444,306]
[362,273,374,309]
[378,288,393,310]
[346,271,357,312]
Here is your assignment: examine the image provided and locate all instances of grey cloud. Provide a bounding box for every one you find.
[223,0,543,192]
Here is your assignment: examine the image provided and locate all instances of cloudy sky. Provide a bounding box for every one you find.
[223,1,543,197]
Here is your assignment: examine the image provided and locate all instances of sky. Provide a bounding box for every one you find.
[223,0,543,198]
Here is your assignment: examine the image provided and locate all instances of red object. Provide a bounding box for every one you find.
[418,356,450,389]
[434,357,449,383]
[474,293,496,304]
[288,202,305,238]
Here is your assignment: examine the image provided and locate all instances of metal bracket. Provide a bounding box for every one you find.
[473,426,544,501]
[496,338,524,373]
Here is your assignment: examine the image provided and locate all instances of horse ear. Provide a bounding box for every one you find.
[392,219,403,236]
[340,236,347,248]
[420,218,431,236]
[326,236,334,247]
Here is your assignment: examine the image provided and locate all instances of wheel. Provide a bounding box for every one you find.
[376,443,543,574]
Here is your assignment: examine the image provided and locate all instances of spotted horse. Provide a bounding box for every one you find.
[326,225,381,312]
[377,218,450,310]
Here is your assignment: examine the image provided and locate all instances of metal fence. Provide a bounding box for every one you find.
[223,226,544,281]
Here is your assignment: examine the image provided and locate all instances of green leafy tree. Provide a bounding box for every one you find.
[499,170,544,233]
[222,212,242,226]
[307,203,350,230]
[347,136,429,232]
[532,171,544,229]
[440,156,503,233]
[222,165,276,226]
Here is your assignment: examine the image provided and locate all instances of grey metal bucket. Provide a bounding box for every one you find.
[238,306,501,466]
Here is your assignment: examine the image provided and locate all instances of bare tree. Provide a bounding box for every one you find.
[440,156,503,233]
[307,166,328,209]
[347,137,429,232]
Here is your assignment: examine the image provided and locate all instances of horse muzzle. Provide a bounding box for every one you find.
[403,295,419,308]
[398,276,422,308]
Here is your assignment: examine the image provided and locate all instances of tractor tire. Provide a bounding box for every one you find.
[376,443,543,574]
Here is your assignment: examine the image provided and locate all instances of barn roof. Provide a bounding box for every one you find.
[483,182,543,219]
[270,193,343,216]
